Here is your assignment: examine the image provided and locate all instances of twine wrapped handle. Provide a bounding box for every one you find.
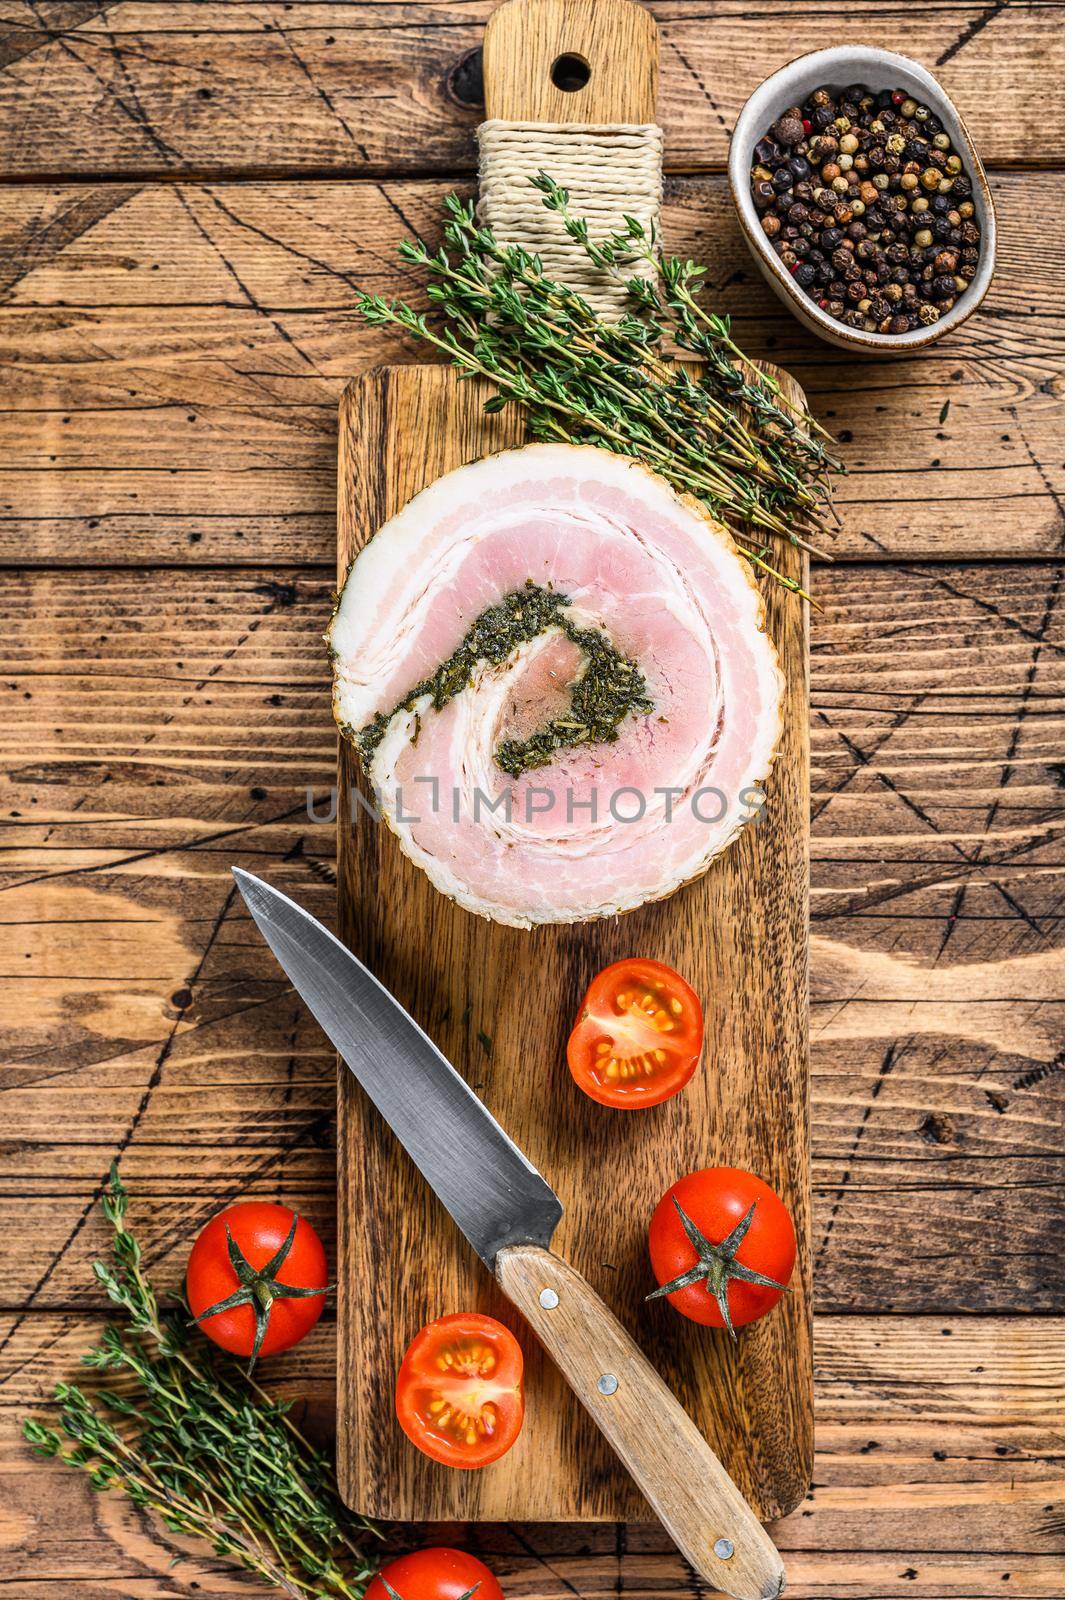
[477,119,664,319]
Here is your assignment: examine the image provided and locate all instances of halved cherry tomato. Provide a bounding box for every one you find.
[647,1167,795,1334]
[395,1312,524,1469]
[566,958,703,1108]
[366,1548,504,1600]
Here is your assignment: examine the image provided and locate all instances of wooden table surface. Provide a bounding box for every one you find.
[1,3,1062,1597]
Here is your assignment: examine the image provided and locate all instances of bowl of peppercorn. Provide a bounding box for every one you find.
[729,46,995,350]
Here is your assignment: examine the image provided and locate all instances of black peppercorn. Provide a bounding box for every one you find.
[795,262,818,287]
[931,275,955,299]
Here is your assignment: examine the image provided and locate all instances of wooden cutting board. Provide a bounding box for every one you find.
[335,0,811,1528]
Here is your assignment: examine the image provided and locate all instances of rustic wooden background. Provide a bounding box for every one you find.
[1,3,1062,1597]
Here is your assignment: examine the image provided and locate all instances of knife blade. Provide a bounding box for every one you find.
[232,868,786,1600]
[231,867,562,1265]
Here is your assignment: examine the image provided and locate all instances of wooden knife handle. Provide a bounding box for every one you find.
[496,1244,786,1600]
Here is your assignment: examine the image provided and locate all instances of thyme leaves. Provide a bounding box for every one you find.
[23,1166,378,1600]
[353,177,842,599]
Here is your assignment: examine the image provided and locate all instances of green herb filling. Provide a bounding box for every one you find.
[355,583,652,779]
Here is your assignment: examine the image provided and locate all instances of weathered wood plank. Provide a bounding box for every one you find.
[1,175,1061,566]
[2,1312,1062,1597]
[0,2,1060,178]
[1,561,1061,1316]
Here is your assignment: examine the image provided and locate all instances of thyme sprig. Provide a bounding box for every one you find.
[353,177,842,598]
[24,1165,378,1600]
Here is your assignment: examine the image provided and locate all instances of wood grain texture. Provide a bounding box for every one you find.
[483,0,657,123]
[1,3,1063,1589]
[334,364,811,1524]
[0,560,1060,1318]
[0,3,1061,178]
[3,1311,1063,1597]
[2,173,1062,567]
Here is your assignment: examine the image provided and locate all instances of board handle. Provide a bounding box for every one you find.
[483,0,658,124]
[496,1244,786,1600]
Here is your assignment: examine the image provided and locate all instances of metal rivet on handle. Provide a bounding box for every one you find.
[713,1539,735,1561]
[597,1373,619,1395]
[539,1288,559,1310]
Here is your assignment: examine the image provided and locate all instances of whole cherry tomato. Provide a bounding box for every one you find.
[395,1312,524,1469]
[186,1201,328,1368]
[366,1548,504,1600]
[567,958,703,1108]
[647,1167,795,1334]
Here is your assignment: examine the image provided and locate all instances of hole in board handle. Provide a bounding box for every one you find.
[551,53,591,93]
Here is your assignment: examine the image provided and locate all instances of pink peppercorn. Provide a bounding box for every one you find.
[802,118,812,135]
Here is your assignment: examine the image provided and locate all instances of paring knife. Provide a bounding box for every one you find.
[232,868,786,1600]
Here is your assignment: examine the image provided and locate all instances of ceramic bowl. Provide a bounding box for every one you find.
[728,46,996,353]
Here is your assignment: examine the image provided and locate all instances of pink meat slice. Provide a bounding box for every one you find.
[330,443,783,927]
